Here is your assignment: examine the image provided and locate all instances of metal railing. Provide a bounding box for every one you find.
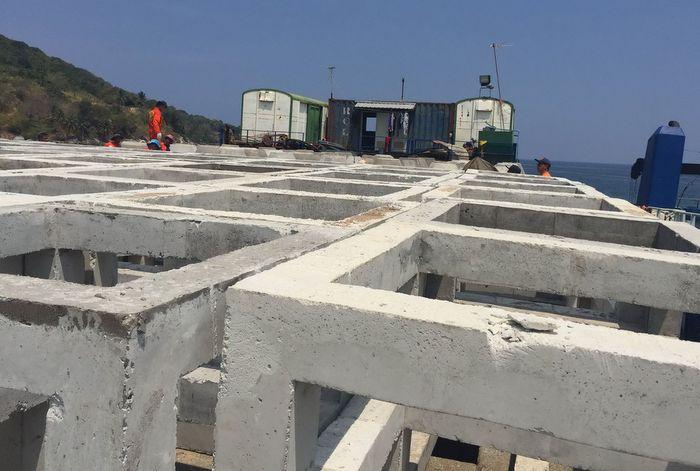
[239,129,305,145]
[407,139,439,154]
[648,206,699,228]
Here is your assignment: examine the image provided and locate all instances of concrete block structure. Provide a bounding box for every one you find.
[0,138,698,470]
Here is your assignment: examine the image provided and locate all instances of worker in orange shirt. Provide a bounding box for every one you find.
[104,134,124,148]
[148,101,167,141]
[535,157,552,177]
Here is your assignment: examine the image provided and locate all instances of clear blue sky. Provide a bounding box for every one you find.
[2,0,699,163]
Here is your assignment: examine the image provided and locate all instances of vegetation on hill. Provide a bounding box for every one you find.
[0,34,236,144]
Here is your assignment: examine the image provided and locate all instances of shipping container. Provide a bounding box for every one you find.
[326,99,358,150]
[327,99,454,155]
[453,97,515,146]
[409,102,455,153]
[241,89,328,143]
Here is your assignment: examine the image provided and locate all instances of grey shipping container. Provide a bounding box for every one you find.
[327,99,358,150]
[408,102,455,153]
[327,99,455,154]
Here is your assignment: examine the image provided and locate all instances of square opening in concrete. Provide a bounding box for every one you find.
[141,189,386,221]
[474,173,574,187]
[363,167,446,176]
[332,228,698,338]
[175,362,352,466]
[23,154,160,164]
[179,163,292,173]
[72,167,238,183]
[114,254,203,282]
[452,186,616,211]
[0,175,160,196]
[386,271,624,330]
[247,382,446,471]
[433,201,699,250]
[317,171,428,183]
[0,158,81,170]
[243,178,407,197]
[0,388,48,471]
[0,207,284,286]
[246,161,336,168]
[462,179,583,194]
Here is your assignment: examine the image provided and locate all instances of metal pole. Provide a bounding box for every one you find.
[328,66,335,99]
[401,77,405,101]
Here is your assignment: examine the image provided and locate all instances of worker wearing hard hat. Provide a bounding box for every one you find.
[535,157,552,177]
[148,101,167,141]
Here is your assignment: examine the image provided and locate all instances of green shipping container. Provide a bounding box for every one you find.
[478,128,517,164]
[306,105,322,143]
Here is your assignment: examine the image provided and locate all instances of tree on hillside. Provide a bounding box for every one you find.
[0,34,237,143]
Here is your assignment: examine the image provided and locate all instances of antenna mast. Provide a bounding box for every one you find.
[489,42,509,128]
[328,66,336,99]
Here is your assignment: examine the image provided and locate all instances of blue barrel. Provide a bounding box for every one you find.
[636,123,686,208]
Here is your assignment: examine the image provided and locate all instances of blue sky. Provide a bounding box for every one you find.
[2,0,699,163]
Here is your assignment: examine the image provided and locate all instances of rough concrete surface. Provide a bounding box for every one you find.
[0,139,698,471]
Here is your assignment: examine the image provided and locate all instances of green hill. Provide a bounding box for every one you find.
[0,34,235,144]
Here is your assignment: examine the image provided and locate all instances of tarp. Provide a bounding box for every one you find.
[462,156,497,171]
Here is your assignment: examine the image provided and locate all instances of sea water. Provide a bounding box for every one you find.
[520,160,700,210]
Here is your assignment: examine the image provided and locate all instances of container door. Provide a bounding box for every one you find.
[374,112,389,152]
[360,113,377,152]
[305,105,322,143]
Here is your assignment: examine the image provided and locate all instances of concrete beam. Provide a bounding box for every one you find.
[421,223,700,313]
[453,187,606,210]
[217,283,700,468]
[313,397,404,471]
[404,407,670,471]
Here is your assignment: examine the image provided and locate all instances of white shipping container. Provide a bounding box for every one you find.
[454,98,514,145]
[241,89,328,142]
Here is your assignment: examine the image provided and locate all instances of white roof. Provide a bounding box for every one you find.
[355,101,416,110]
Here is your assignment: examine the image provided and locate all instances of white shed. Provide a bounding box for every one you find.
[240,89,328,143]
[454,97,515,145]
